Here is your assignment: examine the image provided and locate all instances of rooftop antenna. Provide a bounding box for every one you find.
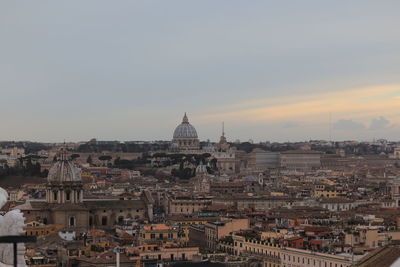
[222,122,225,137]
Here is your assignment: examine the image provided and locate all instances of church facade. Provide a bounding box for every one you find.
[15,148,152,233]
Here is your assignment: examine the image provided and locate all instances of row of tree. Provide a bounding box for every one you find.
[0,157,48,179]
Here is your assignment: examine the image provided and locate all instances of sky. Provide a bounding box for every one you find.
[0,1,400,143]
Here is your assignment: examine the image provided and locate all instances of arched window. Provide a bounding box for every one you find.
[69,216,75,227]
[53,191,58,201]
[66,192,71,201]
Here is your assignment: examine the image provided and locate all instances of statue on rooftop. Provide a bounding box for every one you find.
[0,187,27,267]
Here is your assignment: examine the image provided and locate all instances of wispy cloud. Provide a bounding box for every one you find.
[282,121,301,128]
[196,85,400,125]
[369,116,391,130]
[333,119,365,130]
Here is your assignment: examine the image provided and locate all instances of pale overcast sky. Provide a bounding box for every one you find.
[1,1,399,142]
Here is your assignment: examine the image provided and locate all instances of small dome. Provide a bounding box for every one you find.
[173,113,198,139]
[47,160,81,183]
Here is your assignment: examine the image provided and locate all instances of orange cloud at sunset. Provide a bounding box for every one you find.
[197,85,400,125]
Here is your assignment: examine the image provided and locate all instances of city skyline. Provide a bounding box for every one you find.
[1,1,400,142]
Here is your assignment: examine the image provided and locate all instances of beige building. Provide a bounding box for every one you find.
[247,149,280,171]
[138,223,188,246]
[212,151,239,173]
[126,245,200,262]
[389,177,400,206]
[280,247,354,267]
[319,198,356,212]
[166,195,212,215]
[345,228,400,250]
[232,234,356,267]
[205,218,250,250]
[314,184,344,198]
[213,196,296,211]
[280,150,321,171]
[233,234,282,267]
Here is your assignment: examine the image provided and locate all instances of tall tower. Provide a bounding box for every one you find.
[217,122,230,151]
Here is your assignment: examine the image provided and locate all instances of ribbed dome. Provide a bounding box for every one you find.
[47,160,81,183]
[173,113,198,139]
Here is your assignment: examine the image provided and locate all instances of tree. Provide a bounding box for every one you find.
[70,154,80,160]
[210,158,218,170]
[153,152,167,158]
[98,155,112,161]
[114,157,121,166]
[98,155,112,166]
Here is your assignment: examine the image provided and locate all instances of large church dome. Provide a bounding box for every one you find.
[173,113,198,139]
[172,113,200,151]
[47,149,81,183]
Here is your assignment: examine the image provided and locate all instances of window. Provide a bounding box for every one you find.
[69,216,75,227]
[53,192,58,200]
[66,192,70,201]
[150,233,155,239]
[101,216,107,226]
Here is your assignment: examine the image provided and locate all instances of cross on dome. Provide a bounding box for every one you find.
[182,112,189,123]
